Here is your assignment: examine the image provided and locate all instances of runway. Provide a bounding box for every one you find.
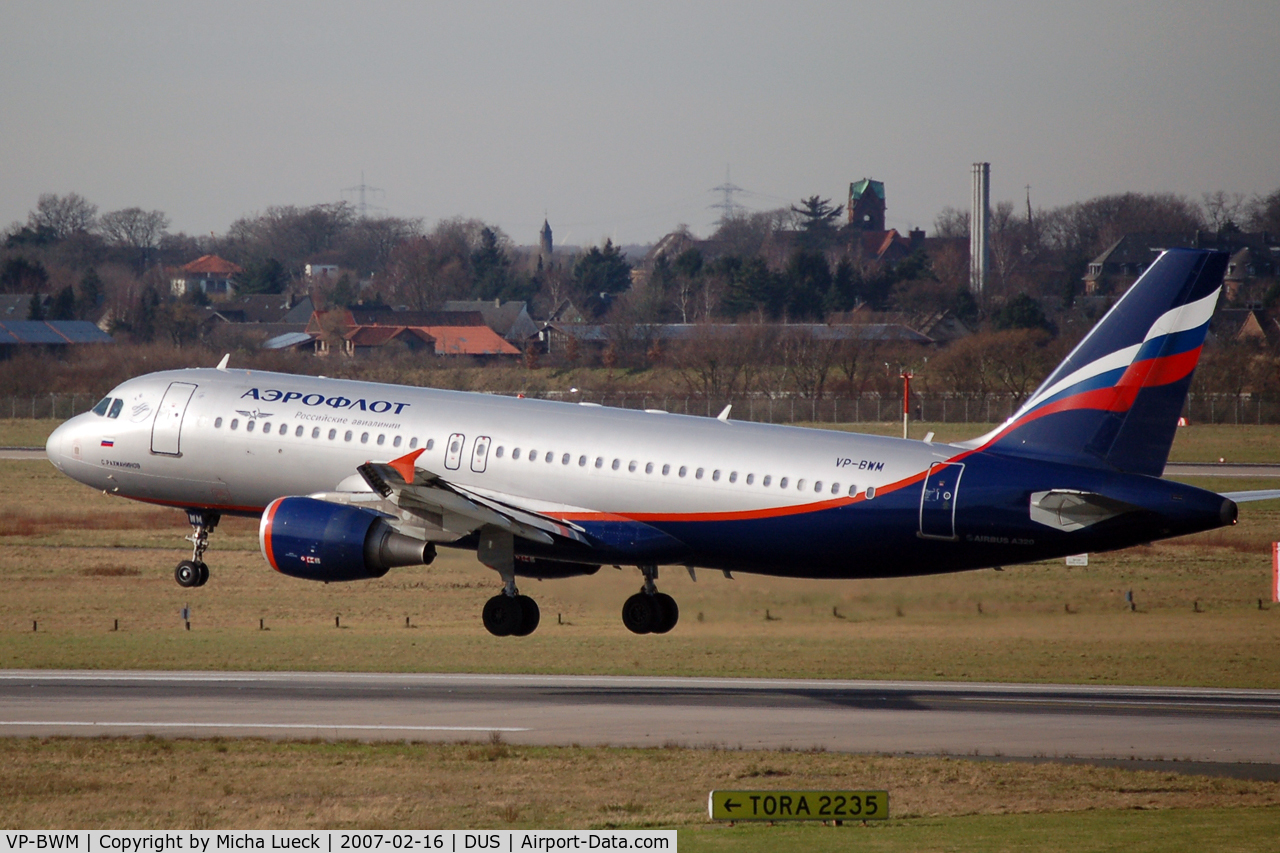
[1,671,1276,775]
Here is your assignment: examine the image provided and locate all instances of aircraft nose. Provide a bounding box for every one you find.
[45,419,76,471]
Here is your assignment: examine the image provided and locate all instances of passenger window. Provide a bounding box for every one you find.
[645,462,654,474]
[495,446,503,458]
[344,430,353,442]
[261,421,270,433]
[377,434,385,445]
[814,481,822,493]
[530,449,538,463]
[247,420,256,433]
[831,483,839,494]
[294,425,302,437]
[796,479,805,491]
[360,432,369,444]
[628,460,637,472]
[214,417,223,428]
[328,429,337,440]
[746,474,755,485]
[612,459,620,470]
[280,424,288,436]
[712,470,720,481]
[313,427,321,438]
[545,451,554,463]
[661,464,670,475]
[729,471,737,483]
[695,468,704,479]
[425,439,433,450]
[580,456,588,467]
[866,486,876,499]
[848,484,857,496]
[779,477,788,489]
[393,435,402,448]
[108,399,124,419]
[678,466,687,478]
[513,448,521,460]
[762,475,771,487]
[594,457,604,468]
[562,453,570,465]
[92,397,111,416]
[230,419,239,430]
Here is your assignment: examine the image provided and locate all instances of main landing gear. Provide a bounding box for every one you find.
[477,526,541,637]
[175,509,219,588]
[621,565,678,635]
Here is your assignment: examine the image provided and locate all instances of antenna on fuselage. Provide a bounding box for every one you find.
[216,354,230,371]
[717,404,732,422]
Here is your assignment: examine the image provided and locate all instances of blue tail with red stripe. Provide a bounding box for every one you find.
[975,249,1228,477]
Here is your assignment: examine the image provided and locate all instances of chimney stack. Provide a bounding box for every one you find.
[971,162,990,297]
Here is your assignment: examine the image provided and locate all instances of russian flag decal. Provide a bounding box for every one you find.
[101,438,114,447]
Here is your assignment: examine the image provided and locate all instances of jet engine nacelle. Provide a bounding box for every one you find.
[260,496,435,582]
[513,554,602,579]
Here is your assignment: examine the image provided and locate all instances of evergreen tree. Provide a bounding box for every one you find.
[48,286,76,320]
[26,293,45,320]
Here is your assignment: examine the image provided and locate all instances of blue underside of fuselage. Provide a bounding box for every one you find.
[519,452,1232,579]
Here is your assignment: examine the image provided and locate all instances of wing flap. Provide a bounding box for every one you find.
[356,457,583,546]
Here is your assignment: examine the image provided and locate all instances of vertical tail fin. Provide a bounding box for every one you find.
[974,249,1228,476]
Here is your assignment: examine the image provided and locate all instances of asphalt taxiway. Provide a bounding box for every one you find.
[0,671,1276,777]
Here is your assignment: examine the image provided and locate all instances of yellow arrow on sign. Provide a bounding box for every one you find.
[708,789,888,821]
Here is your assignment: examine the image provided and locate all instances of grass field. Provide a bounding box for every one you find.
[1,737,1277,848]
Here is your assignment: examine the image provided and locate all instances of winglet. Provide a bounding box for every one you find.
[388,448,426,484]
[216,353,230,371]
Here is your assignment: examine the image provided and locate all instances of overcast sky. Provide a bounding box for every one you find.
[2,2,1277,248]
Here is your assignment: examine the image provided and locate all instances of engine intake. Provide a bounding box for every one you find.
[260,496,435,582]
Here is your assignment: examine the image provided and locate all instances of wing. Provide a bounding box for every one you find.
[340,448,591,547]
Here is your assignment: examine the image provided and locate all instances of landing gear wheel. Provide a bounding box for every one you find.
[652,592,679,634]
[175,560,201,588]
[195,562,209,587]
[622,592,661,634]
[512,595,540,637]
[482,594,524,637]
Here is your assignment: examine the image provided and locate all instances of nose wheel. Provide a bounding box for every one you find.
[622,566,679,634]
[175,510,218,587]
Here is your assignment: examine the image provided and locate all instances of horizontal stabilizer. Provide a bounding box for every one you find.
[1220,490,1280,504]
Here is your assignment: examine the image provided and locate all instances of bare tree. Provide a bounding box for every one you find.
[28,192,98,239]
[1201,191,1246,232]
[933,206,970,239]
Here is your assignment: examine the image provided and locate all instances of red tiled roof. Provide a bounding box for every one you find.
[180,254,243,275]
[420,325,520,355]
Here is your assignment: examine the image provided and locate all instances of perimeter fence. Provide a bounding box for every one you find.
[7,391,1279,426]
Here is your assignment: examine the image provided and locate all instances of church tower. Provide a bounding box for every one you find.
[848,178,886,231]
[538,219,553,268]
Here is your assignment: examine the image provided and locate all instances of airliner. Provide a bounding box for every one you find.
[45,249,1267,637]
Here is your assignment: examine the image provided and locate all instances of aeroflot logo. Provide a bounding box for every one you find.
[241,388,411,415]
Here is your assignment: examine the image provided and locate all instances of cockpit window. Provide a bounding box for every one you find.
[107,399,124,419]
[92,397,112,416]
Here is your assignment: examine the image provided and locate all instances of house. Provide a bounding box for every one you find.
[441,299,540,347]
[170,255,243,298]
[0,320,113,358]
[1084,231,1280,296]
[305,309,522,357]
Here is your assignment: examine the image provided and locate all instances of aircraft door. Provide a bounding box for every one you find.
[151,382,198,456]
[919,461,963,540]
[445,433,465,470]
[471,436,491,473]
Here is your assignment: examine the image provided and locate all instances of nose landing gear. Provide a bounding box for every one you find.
[175,510,219,588]
[622,565,679,634]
